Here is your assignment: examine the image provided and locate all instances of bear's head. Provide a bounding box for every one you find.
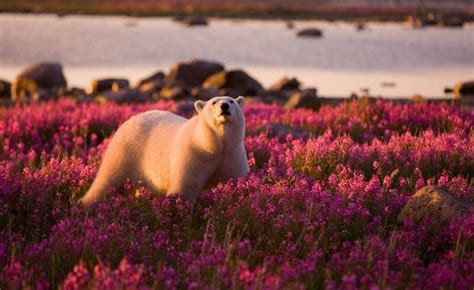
[194,96,245,129]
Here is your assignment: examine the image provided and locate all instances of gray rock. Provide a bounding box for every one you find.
[297,28,323,38]
[87,78,129,95]
[437,15,464,27]
[173,101,196,117]
[182,15,208,26]
[166,59,224,88]
[31,88,58,101]
[96,88,146,104]
[12,62,67,101]
[257,90,292,104]
[269,77,301,91]
[203,69,263,97]
[172,15,187,22]
[398,186,470,225]
[63,87,89,100]
[356,22,366,31]
[138,79,164,98]
[0,80,11,98]
[159,85,188,100]
[191,86,220,101]
[284,88,320,110]
[453,81,474,98]
[135,71,165,88]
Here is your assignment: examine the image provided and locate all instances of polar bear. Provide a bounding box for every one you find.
[79,96,249,208]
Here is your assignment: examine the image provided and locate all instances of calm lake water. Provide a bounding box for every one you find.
[1,14,473,98]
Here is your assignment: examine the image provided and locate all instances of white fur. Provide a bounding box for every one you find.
[79,96,249,208]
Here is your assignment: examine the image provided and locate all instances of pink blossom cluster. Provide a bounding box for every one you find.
[0,98,473,289]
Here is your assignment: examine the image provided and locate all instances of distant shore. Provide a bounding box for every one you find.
[1,1,474,22]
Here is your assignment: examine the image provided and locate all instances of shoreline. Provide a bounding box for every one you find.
[1,2,473,22]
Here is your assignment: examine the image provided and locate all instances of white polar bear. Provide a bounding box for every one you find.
[79,96,249,208]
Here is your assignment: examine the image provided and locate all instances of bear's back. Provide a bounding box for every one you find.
[131,110,188,191]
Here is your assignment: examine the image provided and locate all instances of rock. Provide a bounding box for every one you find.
[349,93,359,100]
[284,88,320,110]
[32,88,58,101]
[172,15,187,22]
[408,12,439,28]
[381,82,396,88]
[297,28,323,38]
[159,85,188,100]
[437,15,464,28]
[166,60,224,88]
[257,90,291,104]
[411,94,427,103]
[86,78,129,95]
[203,70,263,97]
[135,71,165,88]
[96,88,146,104]
[191,87,219,101]
[444,87,454,94]
[173,101,195,117]
[64,87,93,102]
[0,80,11,98]
[182,15,208,26]
[355,22,366,31]
[398,186,470,225]
[63,87,87,99]
[269,77,301,91]
[453,81,474,98]
[138,80,164,99]
[11,62,67,101]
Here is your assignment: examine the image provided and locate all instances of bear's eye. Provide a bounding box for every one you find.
[229,100,234,104]
[212,101,217,105]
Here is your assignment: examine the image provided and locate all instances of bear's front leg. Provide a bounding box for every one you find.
[168,155,214,205]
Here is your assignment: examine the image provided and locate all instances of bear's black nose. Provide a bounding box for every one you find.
[221,103,229,111]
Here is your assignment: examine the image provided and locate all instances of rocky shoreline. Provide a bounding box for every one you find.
[1,61,473,108]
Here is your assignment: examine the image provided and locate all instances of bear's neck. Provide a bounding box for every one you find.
[193,118,244,155]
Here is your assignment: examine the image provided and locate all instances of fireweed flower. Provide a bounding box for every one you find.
[0,98,472,289]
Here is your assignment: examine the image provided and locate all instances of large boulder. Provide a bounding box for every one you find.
[297,28,323,38]
[86,78,129,95]
[453,81,474,98]
[11,62,67,101]
[284,88,320,110]
[96,88,146,104]
[0,80,11,98]
[203,70,263,97]
[398,186,470,225]
[166,60,224,88]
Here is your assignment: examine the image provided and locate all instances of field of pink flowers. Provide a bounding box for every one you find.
[0,98,473,289]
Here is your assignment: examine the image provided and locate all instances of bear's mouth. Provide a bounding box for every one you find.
[220,111,231,116]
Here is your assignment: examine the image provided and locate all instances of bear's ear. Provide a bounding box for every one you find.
[194,100,206,113]
[236,96,245,107]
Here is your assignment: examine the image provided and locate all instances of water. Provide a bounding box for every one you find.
[1,14,473,97]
